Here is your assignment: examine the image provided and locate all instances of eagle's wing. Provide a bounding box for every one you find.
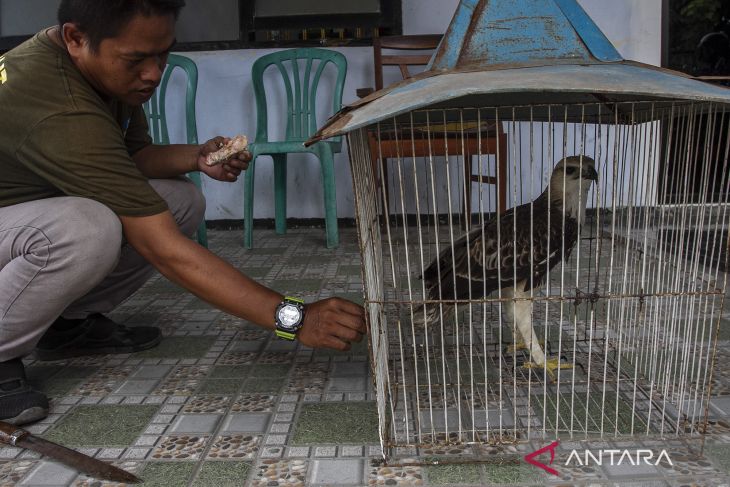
[529,205,579,291]
[421,205,528,300]
[422,197,579,300]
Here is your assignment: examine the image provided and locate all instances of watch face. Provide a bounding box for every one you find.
[277,304,302,330]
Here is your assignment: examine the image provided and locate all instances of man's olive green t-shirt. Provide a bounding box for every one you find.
[0,29,168,216]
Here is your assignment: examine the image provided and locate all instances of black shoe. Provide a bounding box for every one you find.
[35,313,162,361]
[0,358,49,425]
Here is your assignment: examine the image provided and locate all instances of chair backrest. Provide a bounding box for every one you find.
[251,48,347,143]
[144,53,199,145]
[373,34,442,91]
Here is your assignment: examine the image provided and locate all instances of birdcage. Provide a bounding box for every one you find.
[309,0,730,460]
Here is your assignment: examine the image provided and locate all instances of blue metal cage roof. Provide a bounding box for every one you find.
[429,0,622,69]
[310,0,730,143]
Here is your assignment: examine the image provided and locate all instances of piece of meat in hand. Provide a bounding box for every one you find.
[205,135,248,166]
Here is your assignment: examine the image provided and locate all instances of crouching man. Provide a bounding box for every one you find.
[0,0,365,425]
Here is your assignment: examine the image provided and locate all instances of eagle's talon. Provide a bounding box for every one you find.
[506,340,544,353]
[523,357,572,380]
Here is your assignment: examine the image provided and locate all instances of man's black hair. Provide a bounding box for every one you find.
[57,0,186,52]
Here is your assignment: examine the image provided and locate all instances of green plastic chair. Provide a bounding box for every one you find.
[143,53,208,248]
[245,48,347,249]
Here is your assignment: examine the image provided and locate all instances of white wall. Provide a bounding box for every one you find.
[579,0,663,66]
[166,0,663,221]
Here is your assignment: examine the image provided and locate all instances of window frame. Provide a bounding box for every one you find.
[175,0,402,51]
[0,0,402,53]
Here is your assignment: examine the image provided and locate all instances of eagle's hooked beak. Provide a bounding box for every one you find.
[583,166,599,182]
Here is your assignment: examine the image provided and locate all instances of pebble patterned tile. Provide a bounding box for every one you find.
[0,460,35,486]
[70,367,133,396]
[151,435,210,460]
[709,349,730,396]
[182,395,231,413]
[216,351,259,365]
[207,434,262,459]
[656,444,729,478]
[369,460,424,486]
[153,379,200,396]
[250,459,309,487]
[168,365,210,380]
[231,394,277,412]
[699,419,730,442]
[668,478,730,487]
[286,363,329,394]
[419,443,473,456]
[259,352,297,364]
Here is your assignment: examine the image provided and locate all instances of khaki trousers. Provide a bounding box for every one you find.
[0,178,205,361]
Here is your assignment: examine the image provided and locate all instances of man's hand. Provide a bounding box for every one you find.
[197,136,251,182]
[297,298,366,351]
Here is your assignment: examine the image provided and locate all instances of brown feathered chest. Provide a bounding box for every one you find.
[421,195,579,300]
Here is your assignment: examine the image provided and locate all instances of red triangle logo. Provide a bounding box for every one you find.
[524,440,560,476]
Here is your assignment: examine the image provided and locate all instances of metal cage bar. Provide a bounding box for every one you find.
[348,100,729,461]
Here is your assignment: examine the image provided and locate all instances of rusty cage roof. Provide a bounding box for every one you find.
[309,0,730,143]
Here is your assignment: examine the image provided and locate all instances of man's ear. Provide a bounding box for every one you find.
[60,23,89,55]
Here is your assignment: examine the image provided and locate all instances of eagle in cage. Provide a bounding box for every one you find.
[415,155,598,376]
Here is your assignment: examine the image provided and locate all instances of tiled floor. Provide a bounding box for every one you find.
[1,227,729,486]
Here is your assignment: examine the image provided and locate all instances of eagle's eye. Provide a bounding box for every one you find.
[565,167,576,175]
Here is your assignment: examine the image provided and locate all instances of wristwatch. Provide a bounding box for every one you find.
[274,297,305,340]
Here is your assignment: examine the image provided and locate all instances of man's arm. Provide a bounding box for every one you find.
[120,210,365,350]
[132,143,197,179]
[132,137,249,182]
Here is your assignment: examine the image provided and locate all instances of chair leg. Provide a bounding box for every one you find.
[244,157,257,249]
[187,171,208,248]
[273,154,288,235]
[318,149,339,249]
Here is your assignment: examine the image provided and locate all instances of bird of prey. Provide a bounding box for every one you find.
[415,155,598,376]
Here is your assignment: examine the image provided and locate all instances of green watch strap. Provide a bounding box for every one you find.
[284,296,304,304]
[275,329,297,340]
